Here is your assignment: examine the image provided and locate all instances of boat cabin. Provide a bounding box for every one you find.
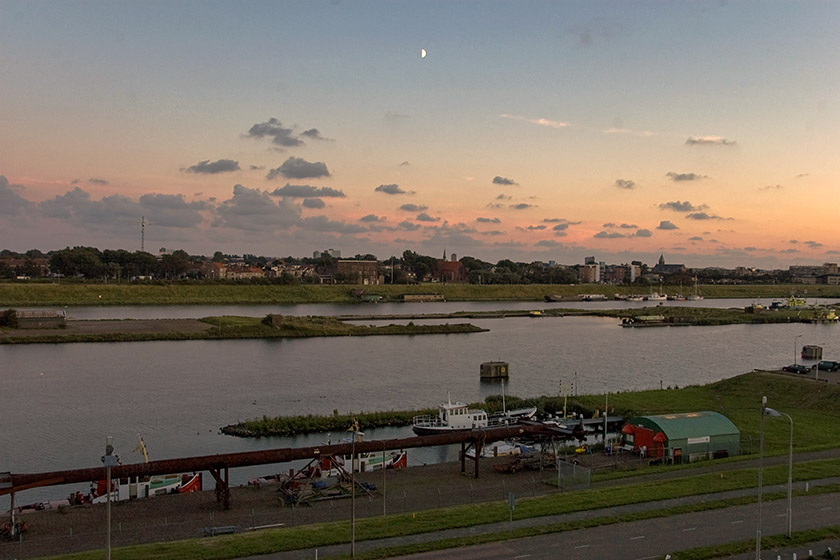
[438,401,488,430]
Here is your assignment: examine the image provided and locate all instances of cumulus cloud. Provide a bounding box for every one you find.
[88,177,109,185]
[686,212,729,220]
[509,203,534,210]
[302,198,325,209]
[492,176,518,186]
[185,159,241,174]
[300,128,332,141]
[245,118,304,147]
[416,213,440,222]
[635,229,652,237]
[496,194,512,200]
[517,224,547,231]
[685,136,736,146]
[137,193,209,228]
[594,231,625,239]
[37,186,207,231]
[0,175,35,215]
[476,217,501,224]
[376,184,409,195]
[659,200,708,212]
[666,172,707,182]
[397,220,421,231]
[267,157,330,180]
[759,184,784,191]
[302,215,367,234]
[270,184,345,198]
[614,179,636,189]
[214,184,301,231]
[360,214,385,223]
[804,240,824,249]
[603,222,637,229]
[658,220,679,230]
[688,236,703,241]
[399,203,428,212]
[500,114,571,128]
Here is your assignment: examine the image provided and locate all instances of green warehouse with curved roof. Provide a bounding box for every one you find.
[621,411,740,464]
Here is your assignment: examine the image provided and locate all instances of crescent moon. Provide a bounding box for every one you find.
[420,48,427,59]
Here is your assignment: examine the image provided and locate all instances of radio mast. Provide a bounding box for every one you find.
[141,216,145,252]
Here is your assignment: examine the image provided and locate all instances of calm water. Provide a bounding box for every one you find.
[34,297,840,320]
[2,300,839,508]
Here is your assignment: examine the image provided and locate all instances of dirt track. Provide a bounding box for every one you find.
[0,318,213,340]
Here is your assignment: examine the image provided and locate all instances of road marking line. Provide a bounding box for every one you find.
[776,513,786,517]
[682,527,696,532]
[630,535,646,540]
[513,555,531,559]
[821,507,832,511]
[731,520,744,524]
[574,544,590,549]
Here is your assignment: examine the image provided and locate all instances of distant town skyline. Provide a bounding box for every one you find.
[1,2,838,269]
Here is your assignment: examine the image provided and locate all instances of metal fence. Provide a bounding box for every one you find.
[1,468,563,559]
[556,459,591,491]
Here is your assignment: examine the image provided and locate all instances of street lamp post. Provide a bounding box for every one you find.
[350,432,356,558]
[765,406,794,538]
[794,335,802,366]
[756,396,767,560]
[101,436,119,560]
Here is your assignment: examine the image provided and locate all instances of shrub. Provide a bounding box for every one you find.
[0,308,18,328]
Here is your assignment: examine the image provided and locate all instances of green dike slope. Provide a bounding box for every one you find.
[2,282,839,306]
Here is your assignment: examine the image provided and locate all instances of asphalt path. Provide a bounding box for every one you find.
[245,477,840,560]
[392,491,840,560]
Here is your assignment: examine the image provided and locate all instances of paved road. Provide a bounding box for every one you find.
[393,491,840,560]
[244,475,840,560]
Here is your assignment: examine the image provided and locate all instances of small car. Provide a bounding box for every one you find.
[817,361,840,372]
[782,364,810,374]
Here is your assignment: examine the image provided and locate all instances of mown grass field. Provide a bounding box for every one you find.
[1,282,838,307]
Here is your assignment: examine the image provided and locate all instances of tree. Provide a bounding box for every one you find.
[48,247,104,278]
[159,250,191,279]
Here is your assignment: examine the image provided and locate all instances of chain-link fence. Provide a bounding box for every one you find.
[556,459,591,491]
[1,463,565,559]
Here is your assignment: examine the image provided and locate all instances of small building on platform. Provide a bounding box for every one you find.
[480,361,509,379]
[620,411,740,464]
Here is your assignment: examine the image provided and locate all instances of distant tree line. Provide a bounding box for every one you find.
[0,246,796,285]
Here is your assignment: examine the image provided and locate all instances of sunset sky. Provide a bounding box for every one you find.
[1,1,838,268]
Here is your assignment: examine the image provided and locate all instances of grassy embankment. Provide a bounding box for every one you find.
[225,370,840,448]
[0,315,486,344]
[1,282,839,307]
[42,372,840,560]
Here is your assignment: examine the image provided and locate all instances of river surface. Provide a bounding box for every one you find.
[3,298,839,508]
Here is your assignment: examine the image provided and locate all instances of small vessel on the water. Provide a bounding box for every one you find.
[412,397,490,435]
[687,277,704,301]
[412,391,537,436]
